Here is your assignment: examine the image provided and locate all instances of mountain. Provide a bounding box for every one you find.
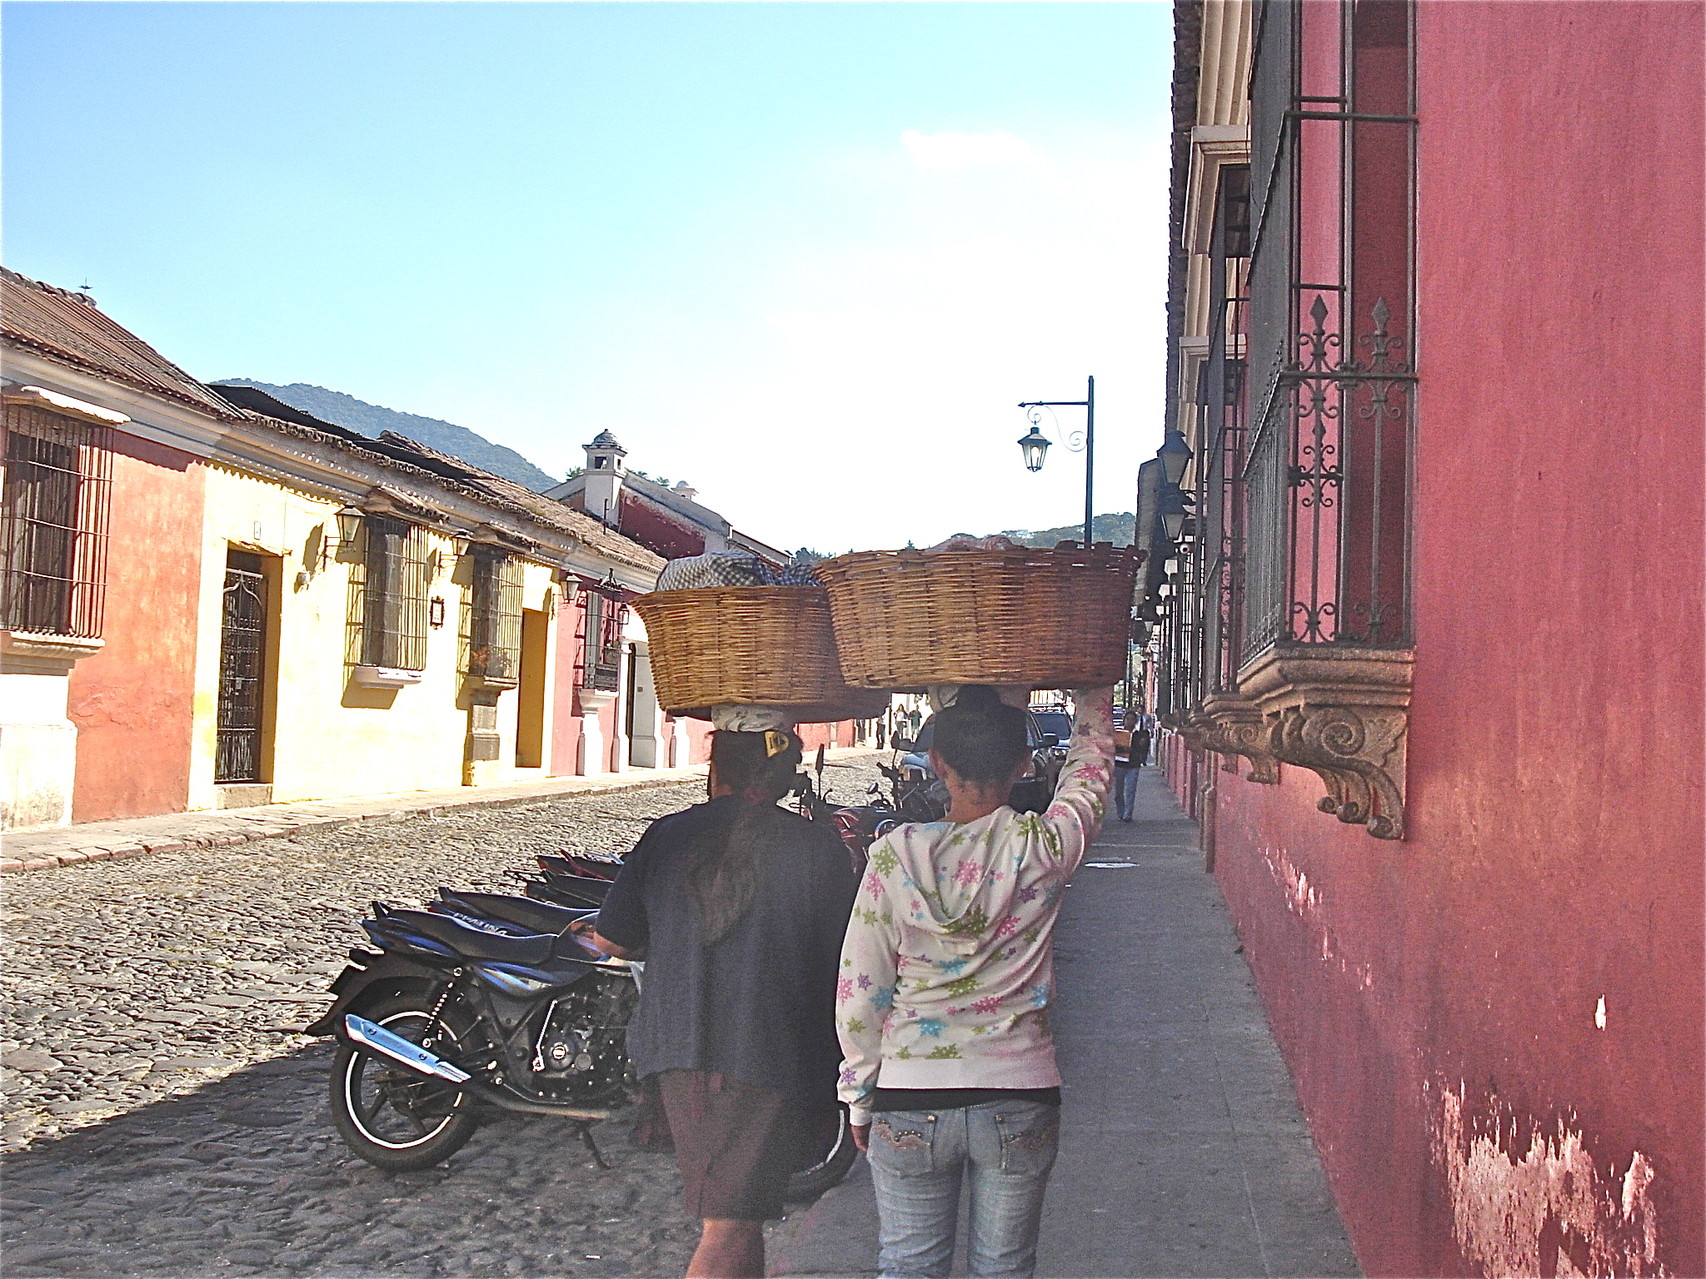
[995,512,1136,547]
[216,380,560,493]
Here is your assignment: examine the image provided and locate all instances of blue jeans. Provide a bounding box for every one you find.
[866,1100,1061,1278]
[1114,764,1140,820]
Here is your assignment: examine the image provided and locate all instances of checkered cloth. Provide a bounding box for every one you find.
[656,552,821,590]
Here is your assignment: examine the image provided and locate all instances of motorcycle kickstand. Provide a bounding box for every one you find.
[576,1121,610,1170]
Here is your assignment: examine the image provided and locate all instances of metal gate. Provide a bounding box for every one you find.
[216,551,268,783]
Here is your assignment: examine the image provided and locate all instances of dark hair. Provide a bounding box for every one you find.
[685,729,805,943]
[931,686,1029,785]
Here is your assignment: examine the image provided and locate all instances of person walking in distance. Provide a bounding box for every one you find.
[1113,708,1140,823]
[593,728,857,1279]
[836,684,1115,1278]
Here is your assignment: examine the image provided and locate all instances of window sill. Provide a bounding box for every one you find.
[1239,642,1412,839]
[1,631,105,676]
[352,664,426,689]
[464,673,520,691]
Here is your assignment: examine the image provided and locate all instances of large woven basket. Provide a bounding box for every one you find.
[815,543,1144,691]
[632,587,890,723]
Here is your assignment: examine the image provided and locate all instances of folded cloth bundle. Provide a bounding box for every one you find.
[657,551,821,591]
[709,703,794,732]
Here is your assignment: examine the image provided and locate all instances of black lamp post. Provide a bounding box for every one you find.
[1016,375,1096,547]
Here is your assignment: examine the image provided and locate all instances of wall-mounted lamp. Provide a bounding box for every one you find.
[1159,485,1194,543]
[1158,428,1193,488]
[335,505,364,545]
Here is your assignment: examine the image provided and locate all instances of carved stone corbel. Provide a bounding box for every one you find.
[1238,644,1413,840]
[1198,690,1281,784]
[1160,710,1212,755]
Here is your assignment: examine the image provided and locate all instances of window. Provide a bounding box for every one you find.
[346,515,430,670]
[1241,0,1415,666]
[0,403,112,638]
[580,590,623,692]
[463,546,523,685]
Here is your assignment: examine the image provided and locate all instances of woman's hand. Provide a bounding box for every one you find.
[851,1123,871,1153]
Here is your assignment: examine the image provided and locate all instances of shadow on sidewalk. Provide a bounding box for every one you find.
[767,769,1360,1279]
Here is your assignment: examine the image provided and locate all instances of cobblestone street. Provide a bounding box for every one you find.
[1,758,883,1278]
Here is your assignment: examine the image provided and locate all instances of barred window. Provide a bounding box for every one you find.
[580,590,623,692]
[346,516,430,670]
[1,403,112,638]
[1241,0,1415,665]
[463,547,523,684]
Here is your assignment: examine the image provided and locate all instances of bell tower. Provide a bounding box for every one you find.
[582,430,626,525]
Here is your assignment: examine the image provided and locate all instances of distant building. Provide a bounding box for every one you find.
[547,431,873,759]
[547,431,790,565]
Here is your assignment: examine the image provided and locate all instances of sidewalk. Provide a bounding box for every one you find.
[767,768,1361,1279]
[1,749,875,874]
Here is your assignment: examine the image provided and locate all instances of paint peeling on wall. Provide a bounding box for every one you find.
[1431,1083,1669,1277]
[1259,845,1375,991]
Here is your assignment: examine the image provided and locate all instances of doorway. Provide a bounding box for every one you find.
[216,550,275,788]
[515,608,547,768]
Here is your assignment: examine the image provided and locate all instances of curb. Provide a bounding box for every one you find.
[1,750,879,876]
[0,771,708,876]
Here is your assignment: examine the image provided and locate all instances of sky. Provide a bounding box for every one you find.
[2,1,1174,553]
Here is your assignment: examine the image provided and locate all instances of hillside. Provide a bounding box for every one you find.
[996,512,1136,547]
[216,380,560,493]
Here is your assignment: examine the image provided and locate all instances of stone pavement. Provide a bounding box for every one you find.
[767,768,1362,1279]
[0,756,889,1277]
[0,750,868,874]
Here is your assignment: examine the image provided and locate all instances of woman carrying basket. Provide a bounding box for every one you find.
[836,684,1115,1278]
[593,727,858,1279]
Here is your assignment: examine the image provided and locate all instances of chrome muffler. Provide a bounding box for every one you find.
[343,1014,472,1083]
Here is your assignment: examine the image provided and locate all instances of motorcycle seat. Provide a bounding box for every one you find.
[381,908,558,966]
[436,890,594,937]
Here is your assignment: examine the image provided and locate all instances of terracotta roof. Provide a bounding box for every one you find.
[1,267,245,420]
[212,386,660,570]
[369,431,663,572]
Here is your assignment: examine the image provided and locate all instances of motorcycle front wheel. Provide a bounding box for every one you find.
[329,991,483,1172]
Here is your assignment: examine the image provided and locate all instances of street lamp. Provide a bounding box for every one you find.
[1158,427,1192,487]
[1016,375,1096,546]
[1159,484,1194,543]
[1016,425,1051,472]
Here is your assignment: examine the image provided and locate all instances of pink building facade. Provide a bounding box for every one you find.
[1152,3,1702,1274]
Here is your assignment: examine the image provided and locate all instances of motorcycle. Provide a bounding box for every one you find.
[310,870,859,1198]
[791,746,910,874]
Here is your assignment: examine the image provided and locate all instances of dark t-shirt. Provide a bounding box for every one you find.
[596,796,858,1106]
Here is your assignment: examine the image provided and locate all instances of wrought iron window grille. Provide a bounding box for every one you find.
[346,515,431,672]
[0,404,112,639]
[462,547,524,687]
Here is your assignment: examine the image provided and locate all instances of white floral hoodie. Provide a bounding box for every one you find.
[836,688,1114,1126]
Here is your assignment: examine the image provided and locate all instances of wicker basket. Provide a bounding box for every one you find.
[632,587,890,723]
[815,543,1144,691]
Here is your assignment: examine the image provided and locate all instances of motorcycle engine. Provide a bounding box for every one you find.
[523,974,636,1105]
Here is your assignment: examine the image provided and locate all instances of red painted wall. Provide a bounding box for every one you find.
[67,433,203,821]
[1199,5,1704,1276]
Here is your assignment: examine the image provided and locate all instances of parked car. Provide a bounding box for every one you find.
[894,709,1066,815]
[1030,709,1073,763]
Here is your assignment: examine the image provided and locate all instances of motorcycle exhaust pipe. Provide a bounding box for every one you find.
[343,1014,472,1083]
[342,1014,618,1122]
